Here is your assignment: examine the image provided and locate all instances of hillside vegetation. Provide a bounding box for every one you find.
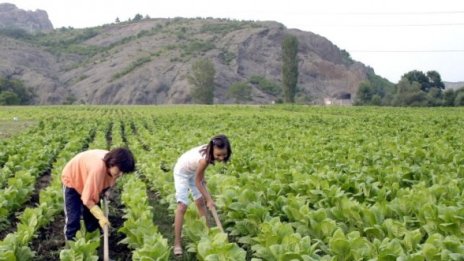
[0,16,373,104]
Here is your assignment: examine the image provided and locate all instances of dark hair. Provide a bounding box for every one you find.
[201,134,232,164]
[103,147,136,173]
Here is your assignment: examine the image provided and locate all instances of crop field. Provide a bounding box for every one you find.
[0,105,463,260]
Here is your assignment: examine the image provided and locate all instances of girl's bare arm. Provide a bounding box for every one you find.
[195,159,214,208]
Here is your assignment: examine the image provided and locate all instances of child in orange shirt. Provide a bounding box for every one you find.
[61,147,135,240]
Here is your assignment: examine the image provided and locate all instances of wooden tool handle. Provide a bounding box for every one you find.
[103,198,109,261]
[210,207,224,233]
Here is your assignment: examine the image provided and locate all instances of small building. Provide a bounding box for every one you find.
[324,92,352,105]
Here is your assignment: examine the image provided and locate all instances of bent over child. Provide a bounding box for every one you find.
[61,147,135,241]
[173,134,232,255]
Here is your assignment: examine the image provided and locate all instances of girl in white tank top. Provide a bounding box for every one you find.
[173,135,232,256]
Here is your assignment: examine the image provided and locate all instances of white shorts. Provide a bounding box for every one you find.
[174,171,202,205]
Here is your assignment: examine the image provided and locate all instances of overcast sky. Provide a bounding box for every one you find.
[5,0,464,83]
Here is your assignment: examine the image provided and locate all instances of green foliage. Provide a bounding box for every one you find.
[35,28,99,47]
[443,86,464,107]
[59,230,100,261]
[340,49,354,65]
[0,233,34,260]
[403,70,430,91]
[392,70,446,107]
[251,217,319,260]
[355,70,455,107]
[63,94,77,105]
[281,35,299,103]
[0,28,32,40]
[402,70,445,92]
[354,73,394,106]
[119,175,170,260]
[227,82,252,103]
[455,91,464,106]
[2,106,464,259]
[443,89,457,106]
[249,75,281,96]
[218,49,236,65]
[188,59,216,104]
[112,56,152,80]
[0,78,35,105]
[183,209,246,260]
[427,71,445,89]
[200,21,251,35]
[133,14,144,22]
[356,81,374,105]
[392,79,428,106]
[0,91,20,105]
[25,28,103,57]
[426,88,444,106]
[0,124,95,260]
[180,39,215,57]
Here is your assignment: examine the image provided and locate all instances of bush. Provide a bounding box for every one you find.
[218,49,236,65]
[112,56,152,80]
[0,91,20,105]
[249,75,281,96]
[180,40,215,57]
[0,28,32,40]
[443,89,456,106]
[227,82,252,103]
[455,92,464,106]
[0,78,34,105]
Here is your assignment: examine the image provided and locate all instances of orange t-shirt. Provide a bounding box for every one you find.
[61,150,117,208]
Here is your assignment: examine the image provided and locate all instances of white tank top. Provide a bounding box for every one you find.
[174,145,207,175]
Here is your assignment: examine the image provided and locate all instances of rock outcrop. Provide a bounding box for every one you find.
[0,3,53,33]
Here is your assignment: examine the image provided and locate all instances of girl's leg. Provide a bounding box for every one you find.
[174,202,187,249]
[195,197,207,218]
[173,172,190,252]
[190,175,206,217]
[63,186,83,241]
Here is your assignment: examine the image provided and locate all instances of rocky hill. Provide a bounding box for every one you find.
[0,7,376,104]
[444,81,464,91]
[0,3,53,33]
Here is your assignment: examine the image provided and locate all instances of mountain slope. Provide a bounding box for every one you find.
[0,16,375,104]
[444,81,464,91]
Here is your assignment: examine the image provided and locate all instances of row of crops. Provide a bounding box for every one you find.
[0,105,463,260]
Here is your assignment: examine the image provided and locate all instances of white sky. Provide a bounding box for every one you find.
[5,0,464,83]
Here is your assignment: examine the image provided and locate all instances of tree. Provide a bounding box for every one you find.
[426,87,443,106]
[115,17,120,23]
[402,70,430,92]
[227,82,252,103]
[0,77,34,104]
[354,73,394,105]
[392,78,427,106]
[427,70,445,89]
[371,94,382,105]
[188,59,215,104]
[443,89,456,106]
[0,91,20,105]
[249,75,281,96]
[355,81,373,105]
[455,91,464,106]
[281,35,298,103]
[402,70,445,92]
[133,14,143,22]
